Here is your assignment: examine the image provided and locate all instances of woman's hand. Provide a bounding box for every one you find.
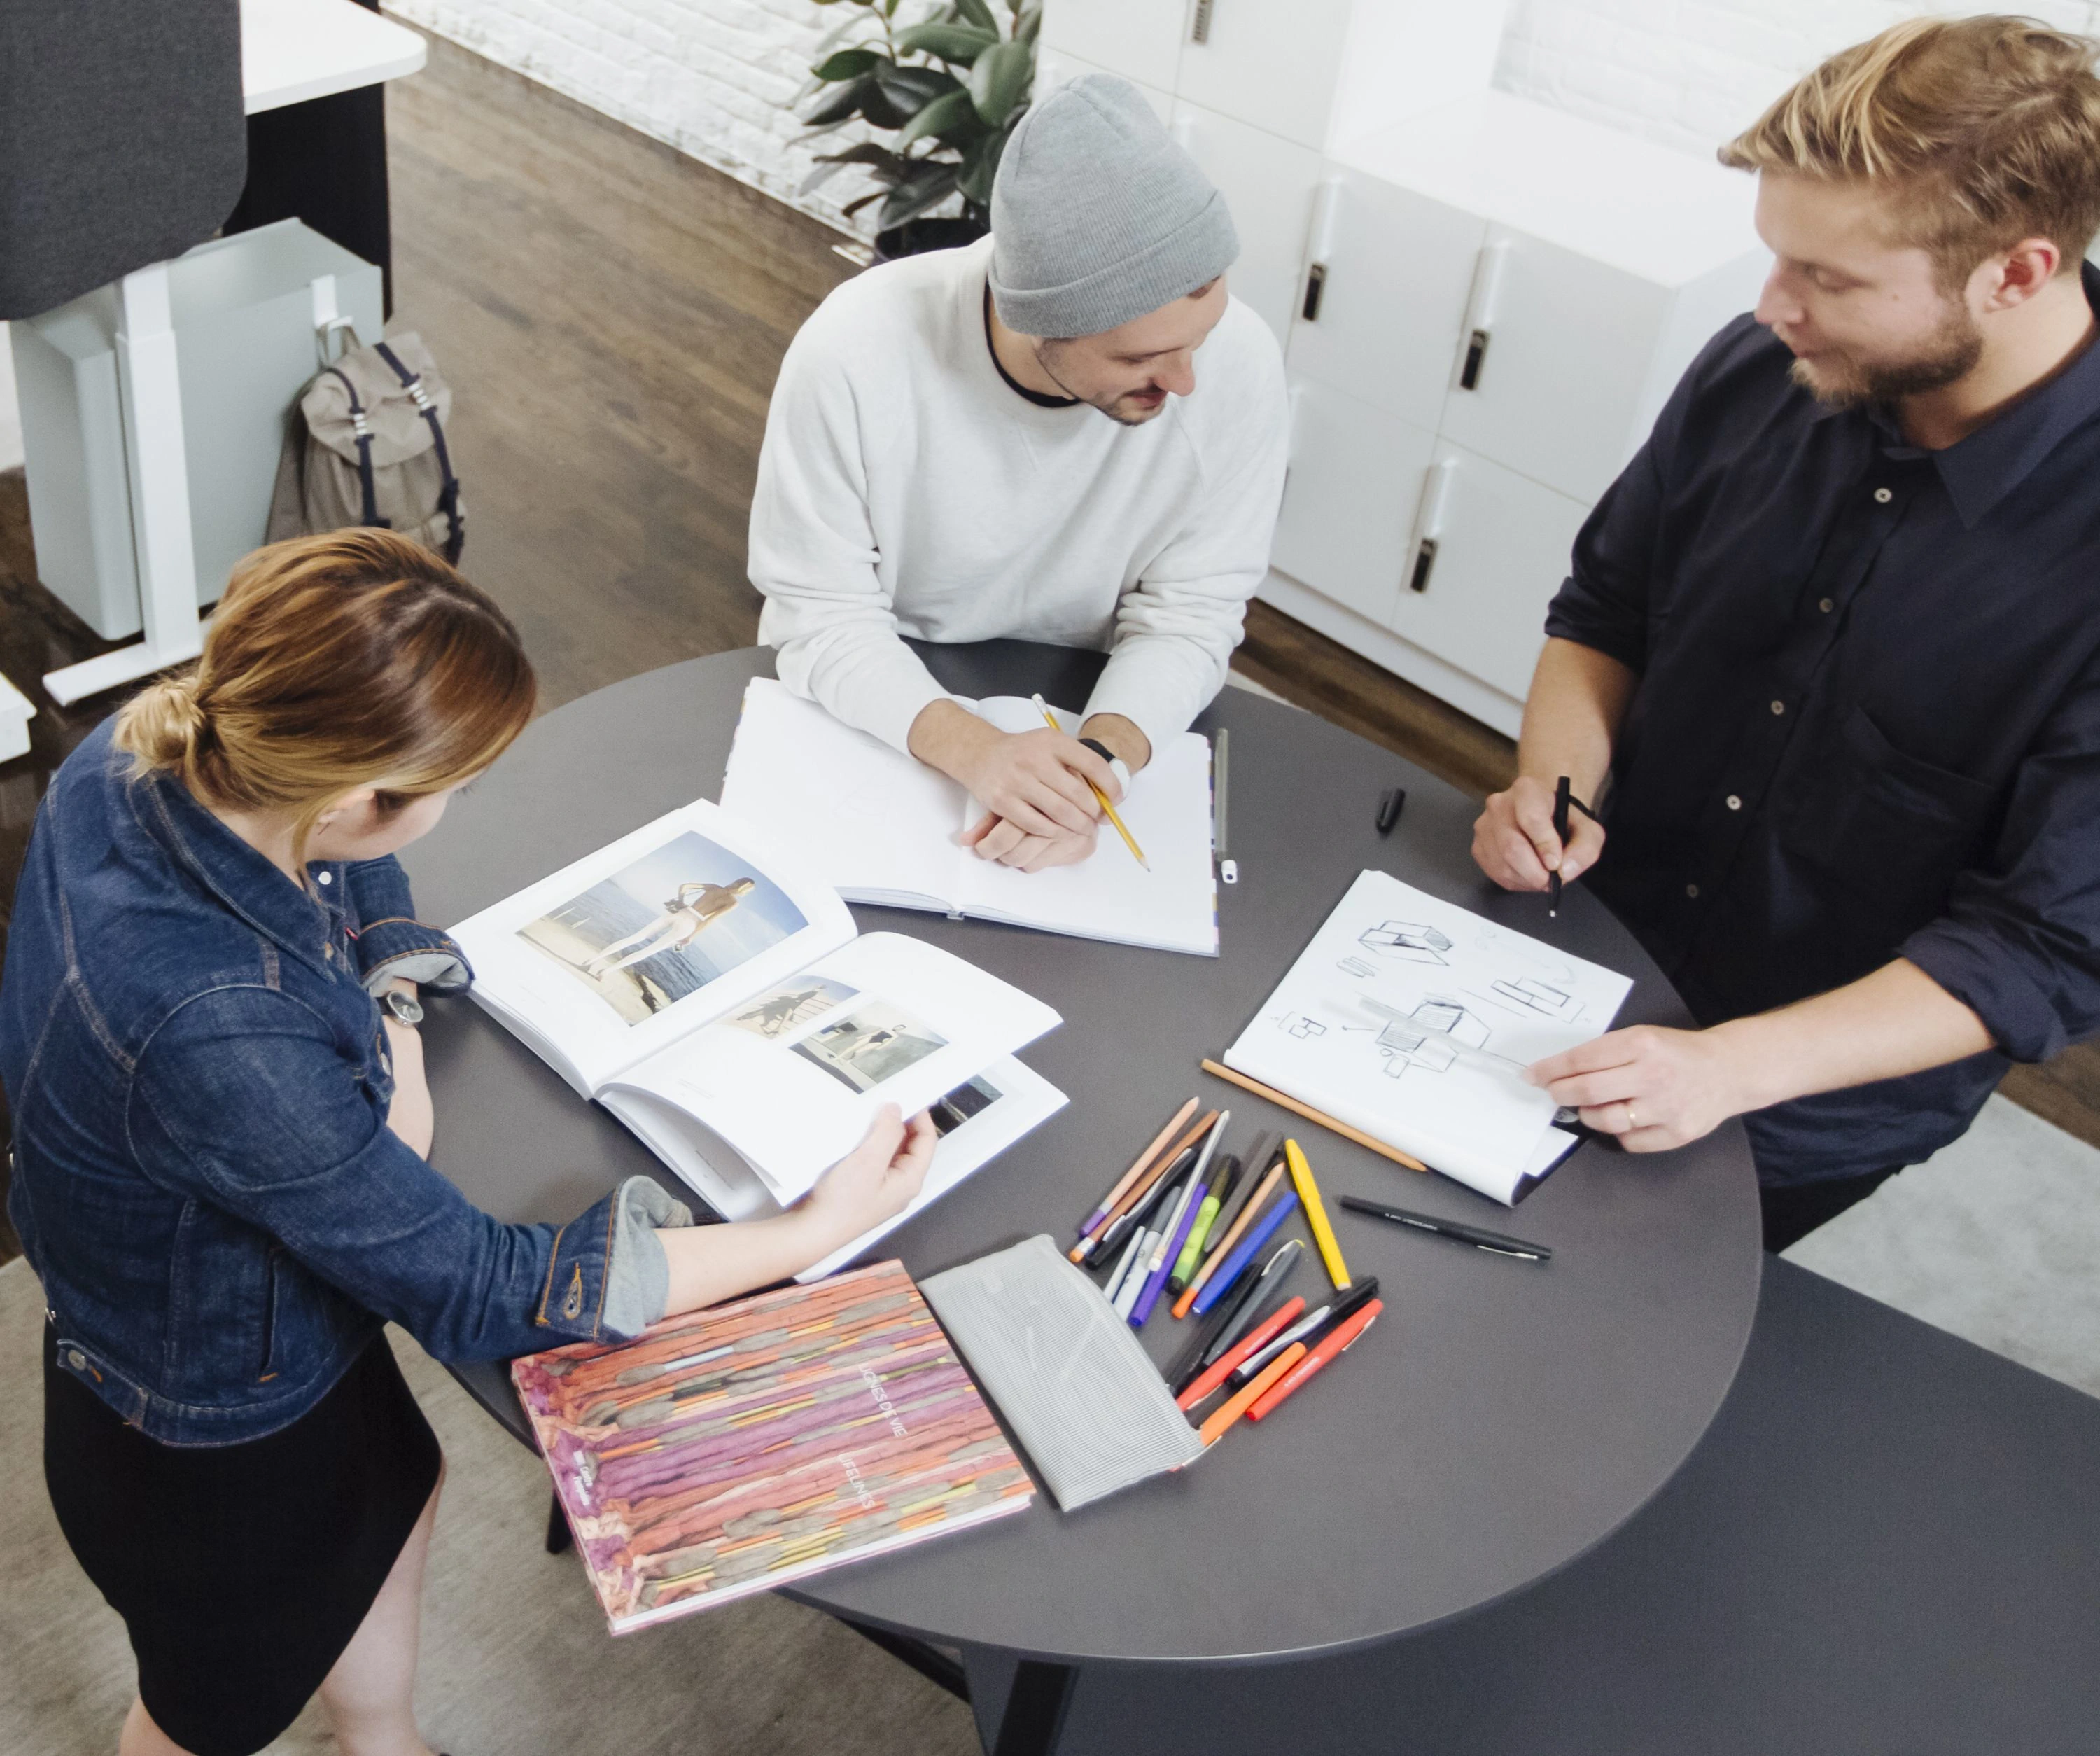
[382,1004,435,1157]
[1527,1024,1749,1152]
[797,1104,939,1248]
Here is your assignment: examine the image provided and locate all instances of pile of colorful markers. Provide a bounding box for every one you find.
[1068,1098,1382,1449]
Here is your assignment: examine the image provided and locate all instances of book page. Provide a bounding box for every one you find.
[956,698,1218,956]
[609,932,1060,1202]
[717,678,964,909]
[449,798,855,1096]
[1223,870,1632,1204]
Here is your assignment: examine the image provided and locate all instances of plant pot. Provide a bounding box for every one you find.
[872,216,989,265]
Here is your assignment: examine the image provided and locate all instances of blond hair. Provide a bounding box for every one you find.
[116,529,536,870]
[1720,15,2100,282]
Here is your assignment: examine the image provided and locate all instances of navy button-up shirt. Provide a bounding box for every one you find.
[1546,267,2100,1184]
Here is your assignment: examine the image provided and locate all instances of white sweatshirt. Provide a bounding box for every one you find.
[748,235,1289,760]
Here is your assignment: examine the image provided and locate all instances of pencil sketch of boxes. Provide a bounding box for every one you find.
[1360,921,1452,966]
[1282,1014,1329,1039]
[1492,977,1575,1017]
[1377,998,1489,1077]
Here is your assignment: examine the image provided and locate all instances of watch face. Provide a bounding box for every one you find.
[384,991,424,1026]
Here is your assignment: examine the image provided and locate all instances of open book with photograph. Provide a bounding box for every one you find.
[449,799,1065,1275]
[719,678,1218,956]
[1222,871,1633,1205]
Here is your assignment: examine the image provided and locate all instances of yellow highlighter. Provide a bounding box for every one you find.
[1030,694,1150,871]
[1286,1137,1352,1291]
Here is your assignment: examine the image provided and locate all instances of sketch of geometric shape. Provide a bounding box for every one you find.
[1280,1013,1328,1039]
[1492,977,1574,1017]
[1360,920,1452,965]
[1413,996,1490,1049]
[1336,956,1376,978]
[1378,1024,1457,1073]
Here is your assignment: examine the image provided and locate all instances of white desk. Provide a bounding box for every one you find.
[42,0,427,706]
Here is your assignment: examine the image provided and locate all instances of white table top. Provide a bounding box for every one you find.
[243,0,426,115]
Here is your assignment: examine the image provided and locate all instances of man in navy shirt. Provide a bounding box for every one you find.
[1472,16,2100,1249]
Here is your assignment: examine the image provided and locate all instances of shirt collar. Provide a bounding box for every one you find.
[125,744,344,978]
[1804,260,2100,527]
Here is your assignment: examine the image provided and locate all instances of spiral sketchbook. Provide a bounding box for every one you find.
[514,1260,1034,1633]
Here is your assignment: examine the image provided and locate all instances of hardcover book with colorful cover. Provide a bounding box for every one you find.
[512,1260,1034,1632]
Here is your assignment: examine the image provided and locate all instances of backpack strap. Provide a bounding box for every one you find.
[326,366,386,529]
[374,341,465,564]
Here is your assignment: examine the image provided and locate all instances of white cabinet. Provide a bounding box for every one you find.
[1172,0,1357,151]
[1270,380,1435,628]
[1170,100,1321,346]
[1035,0,1184,95]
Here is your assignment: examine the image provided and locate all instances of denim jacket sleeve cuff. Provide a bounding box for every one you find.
[355,921,473,995]
[538,1176,696,1342]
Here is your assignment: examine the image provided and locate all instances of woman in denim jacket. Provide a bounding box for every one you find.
[2,531,934,1756]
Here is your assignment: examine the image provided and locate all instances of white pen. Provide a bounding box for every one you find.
[1102,1223,1149,1304]
[1115,1231,1161,1317]
[1146,1178,1197,1278]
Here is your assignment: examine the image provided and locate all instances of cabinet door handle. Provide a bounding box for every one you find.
[1453,239,1508,393]
[1191,0,1214,44]
[1301,263,1326,323]
[1408,458,1457,594]
[1298,178,1340,325]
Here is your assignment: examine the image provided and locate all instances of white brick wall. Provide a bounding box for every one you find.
[386,2,2100,242]
[1497,0,2100,157]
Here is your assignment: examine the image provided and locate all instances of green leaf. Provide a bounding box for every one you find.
[842,188,890,220]
[897,87,983,151]
[874,61,961,109]
[952,0,998,32]
[892,21,997,64]
[1016,1,1042,44]
[809,47,877,81]
[799,140,911,195]
[967,37,1033,125]
[881,164,963,231]
[802,74,876,127]
[956,126,1011,207]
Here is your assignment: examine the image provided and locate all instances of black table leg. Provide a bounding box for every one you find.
[545,1487,573,1554]
[991,1659,1079,1756]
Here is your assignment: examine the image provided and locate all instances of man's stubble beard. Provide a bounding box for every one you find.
[1790,301,1984,409]
[1034,342,1168,426]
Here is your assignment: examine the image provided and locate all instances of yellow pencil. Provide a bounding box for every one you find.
[1031,694,1150,871]
[1285,1137,1352,1291]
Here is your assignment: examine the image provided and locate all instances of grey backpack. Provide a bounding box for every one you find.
[267,330,465,563]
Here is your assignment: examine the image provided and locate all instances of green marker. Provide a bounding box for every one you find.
[1169,1153,1240,1293]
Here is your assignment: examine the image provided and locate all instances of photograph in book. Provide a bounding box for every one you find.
[724,975,858,1040]
[789,1001,948,1094]
[516,830,808,1026]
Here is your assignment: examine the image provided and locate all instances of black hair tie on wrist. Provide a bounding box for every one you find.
[1078,737,1117,764]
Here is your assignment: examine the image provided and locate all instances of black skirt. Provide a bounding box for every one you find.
[43,1323,442,1756]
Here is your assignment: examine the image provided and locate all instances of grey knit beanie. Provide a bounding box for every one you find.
[989,74,1239,339]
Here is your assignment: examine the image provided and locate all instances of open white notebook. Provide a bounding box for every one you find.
[449,798,1065,1273]
[719,679,1218,957]
[1223,871,1633,1205]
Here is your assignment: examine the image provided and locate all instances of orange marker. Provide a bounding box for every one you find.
[1198,1344,1307,1447]
[1249,1299,1382,1422]
[1175,1296,1306,1412]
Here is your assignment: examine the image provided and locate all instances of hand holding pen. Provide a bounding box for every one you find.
[1469,773,1604,904]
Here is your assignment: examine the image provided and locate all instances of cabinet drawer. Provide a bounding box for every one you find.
[1270,379,1438,628]
[1433,225,1672,503]
[1388,441,1590,701]
[1039,0,1185,95]
[1286,169,1484,432]
[1173,0,1354,150]
[1172,99,1322,348]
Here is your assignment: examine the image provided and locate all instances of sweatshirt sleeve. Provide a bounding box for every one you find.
[1082,308,1290,759]
[748,311,956,755]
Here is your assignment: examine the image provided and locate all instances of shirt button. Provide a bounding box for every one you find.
[317,871,332,886]
[1770,700,1786,716]
[66,1349,85,1370]
[1873,487,1893,503]
[1726,794,1742,811]
[1686,883,1701,898]
[1819,597,1834,613]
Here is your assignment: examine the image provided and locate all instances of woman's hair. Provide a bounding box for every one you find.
[1719,15,2100,286]
[115,529,536,868]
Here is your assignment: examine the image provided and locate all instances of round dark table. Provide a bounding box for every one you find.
[402,642,1762,1745]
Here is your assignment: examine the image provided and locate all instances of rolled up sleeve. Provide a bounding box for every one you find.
[130,985,692,1359]
[1900,667,2100,1063]
[342,855,470,994]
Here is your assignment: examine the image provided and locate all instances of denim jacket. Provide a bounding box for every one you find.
[2,723,688,1445]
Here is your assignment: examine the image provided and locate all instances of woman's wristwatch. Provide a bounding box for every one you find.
[380,988,424,1027]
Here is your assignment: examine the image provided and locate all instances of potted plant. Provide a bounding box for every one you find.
[798,0,1039,261]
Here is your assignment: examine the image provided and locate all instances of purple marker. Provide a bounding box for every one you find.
[1130,1173,1207,1327]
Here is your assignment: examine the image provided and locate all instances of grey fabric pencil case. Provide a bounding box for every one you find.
[920,1234,1205,1512]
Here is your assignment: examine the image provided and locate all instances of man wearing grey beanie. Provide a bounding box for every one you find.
[749,73,1288,872]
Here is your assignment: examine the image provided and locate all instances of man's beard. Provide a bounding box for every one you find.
[1790,304,1983,408]
[1035,344,1170,425]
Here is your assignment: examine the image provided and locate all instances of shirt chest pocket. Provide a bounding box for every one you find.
[1779,705,2000,929]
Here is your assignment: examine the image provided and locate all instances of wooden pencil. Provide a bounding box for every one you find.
[1069,1107,1220,1261]
[1077,1096,1197,1237]
[1198,1059,1429,1173]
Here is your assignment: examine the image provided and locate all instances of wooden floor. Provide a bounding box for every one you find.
[0,34,2092,1271]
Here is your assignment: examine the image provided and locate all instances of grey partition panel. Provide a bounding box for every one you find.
[0,0,246,318]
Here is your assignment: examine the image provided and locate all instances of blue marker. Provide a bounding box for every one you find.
[1191,1189,1301,1317]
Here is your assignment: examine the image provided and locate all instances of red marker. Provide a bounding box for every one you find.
[1175,1296,1306,1411]
[1247,1299,1383,1421]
